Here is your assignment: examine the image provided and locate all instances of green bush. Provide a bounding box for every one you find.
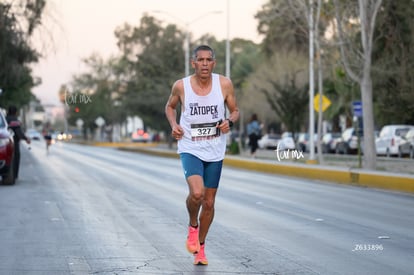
[228,141,240,155]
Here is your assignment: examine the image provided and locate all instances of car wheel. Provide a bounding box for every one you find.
[338,143,349,154]
[2,158,15,185]
[386,148,391,157]
[335,145,341,154]
[344,145,349,154]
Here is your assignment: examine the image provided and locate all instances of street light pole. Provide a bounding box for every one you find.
[152,10,222,76]
[308,0,316,162]
[184,28,190,76]
[225,0,231,78]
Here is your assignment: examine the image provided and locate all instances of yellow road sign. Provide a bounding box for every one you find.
[314,93,331,112]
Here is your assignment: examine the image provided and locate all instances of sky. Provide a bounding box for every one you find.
[32,0,267,106]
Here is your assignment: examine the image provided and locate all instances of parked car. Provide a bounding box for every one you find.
[280,132,296,150]
[335,127,363,154]
[297,132,318,152]
[322,132,341,153]
[26,128,42,140]
[375,125,414,157]
[131,129,151,142]
[258,133,281,150]
[297,133,308,152]
[397,128,414,158]
[0,111,15,185]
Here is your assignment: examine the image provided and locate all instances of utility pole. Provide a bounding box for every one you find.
[308,0,316,163]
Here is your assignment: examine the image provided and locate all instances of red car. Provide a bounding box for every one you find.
[0,111,15,185]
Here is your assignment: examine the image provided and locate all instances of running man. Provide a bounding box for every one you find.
[165,45,239,265]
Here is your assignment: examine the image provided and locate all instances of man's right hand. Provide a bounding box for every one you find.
[172,125,184,140]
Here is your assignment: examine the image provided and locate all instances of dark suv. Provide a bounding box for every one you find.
[0,110,15,185]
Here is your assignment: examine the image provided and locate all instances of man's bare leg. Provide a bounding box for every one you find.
[198,187,217,243]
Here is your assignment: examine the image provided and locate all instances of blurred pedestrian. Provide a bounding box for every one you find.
[42,122,53,153]
[6,105,31,179]
[246,113,262,158]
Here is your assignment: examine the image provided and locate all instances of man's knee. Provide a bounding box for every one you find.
[187,175,204,202]
[202,198,215,210]
[190,190,204,202]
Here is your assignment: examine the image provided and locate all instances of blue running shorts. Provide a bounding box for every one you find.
[179,153,223,189]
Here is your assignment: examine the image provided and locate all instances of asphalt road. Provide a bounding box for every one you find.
[0,141,413,275]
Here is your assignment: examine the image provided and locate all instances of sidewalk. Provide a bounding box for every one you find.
[110,142,414,194]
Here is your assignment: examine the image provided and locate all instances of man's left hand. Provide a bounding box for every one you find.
[218,120,231,134]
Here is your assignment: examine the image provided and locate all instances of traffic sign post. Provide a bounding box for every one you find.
[314,94,331,113]
[76,118,84,129]
[353,101,363,117]
[95,116,106,142]
[95,116,105,127]
[352,101,363,168]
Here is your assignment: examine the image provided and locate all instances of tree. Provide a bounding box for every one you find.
[115,15,184,132]
[229,38,262,92]
[64,14,263,144]
[255,0,309,57]
[323,68,360,130]
[333,0,383,170]
[254,0,332,161]
[195,35,262,99]
[67,54,129,141]
[248,52,309,139]
[372,1,414,125]
[0,0,45,108]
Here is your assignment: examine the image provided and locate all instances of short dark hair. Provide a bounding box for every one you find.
[250,113,258,122]
[192,45,215,60]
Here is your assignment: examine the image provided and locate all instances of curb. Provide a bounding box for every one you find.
[113,144,414,194]
[223,157,414,193]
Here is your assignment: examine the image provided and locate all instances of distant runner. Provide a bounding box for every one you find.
[42,123,53,154]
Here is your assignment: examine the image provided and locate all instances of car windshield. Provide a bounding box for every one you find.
[268,134,280,140]
[395,128,410,137]
[406,129,414,139]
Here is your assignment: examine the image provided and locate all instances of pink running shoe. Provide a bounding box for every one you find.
[186,226,200,253]
[193,244,208,265]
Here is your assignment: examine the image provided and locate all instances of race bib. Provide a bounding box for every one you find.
[191,121,221,141]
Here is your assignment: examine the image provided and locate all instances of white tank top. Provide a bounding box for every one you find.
[178,73,227,161]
